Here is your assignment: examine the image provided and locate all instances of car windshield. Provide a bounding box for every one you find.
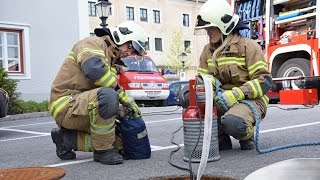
[122,57,159,72]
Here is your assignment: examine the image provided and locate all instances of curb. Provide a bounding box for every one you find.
[0,112,51,122]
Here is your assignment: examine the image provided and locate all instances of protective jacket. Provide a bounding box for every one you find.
[197,33,271,108]
[50,36,119,106]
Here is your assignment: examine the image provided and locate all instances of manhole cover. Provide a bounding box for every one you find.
[0,167,65,180]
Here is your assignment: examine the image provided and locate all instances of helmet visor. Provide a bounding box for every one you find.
[132,40,146,56]
[194,15,217,35]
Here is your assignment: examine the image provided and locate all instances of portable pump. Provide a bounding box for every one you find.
[182,78,220,163]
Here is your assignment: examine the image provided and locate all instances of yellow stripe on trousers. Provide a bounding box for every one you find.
[49,96,71,119]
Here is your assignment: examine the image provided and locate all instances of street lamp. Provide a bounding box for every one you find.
[95,0,112,29]
[179,52,187,81]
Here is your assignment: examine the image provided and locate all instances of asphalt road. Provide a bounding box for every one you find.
[0,105,320,180]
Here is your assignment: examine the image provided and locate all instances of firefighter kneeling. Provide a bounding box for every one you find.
[181,0,272,150]
[49,21,150,165]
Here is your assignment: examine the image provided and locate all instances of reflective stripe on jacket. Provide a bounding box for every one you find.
[49,36,121,109]
[197,33,271,106]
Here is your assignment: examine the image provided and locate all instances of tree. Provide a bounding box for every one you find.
[166,29,191,74]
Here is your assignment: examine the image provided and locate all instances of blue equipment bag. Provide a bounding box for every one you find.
[120,116,151,159]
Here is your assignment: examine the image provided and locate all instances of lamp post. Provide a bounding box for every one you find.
[180,52,187,81]
[95,0,112,28]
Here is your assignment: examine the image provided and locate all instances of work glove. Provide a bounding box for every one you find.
[110,66,118,77]
[214,87,245,110]
[118,90,142,118]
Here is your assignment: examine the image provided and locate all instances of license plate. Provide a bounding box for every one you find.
[146,91,160,97]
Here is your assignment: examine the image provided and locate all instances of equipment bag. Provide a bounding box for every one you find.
[0,88,9,118]
[120,116,151,159]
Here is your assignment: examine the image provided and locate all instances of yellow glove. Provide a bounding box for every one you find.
[118,90,142,118]
[214,87,244,110]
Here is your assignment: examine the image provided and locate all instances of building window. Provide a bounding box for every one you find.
[184,40,191,51]
[126,6,134,21]
[0,29,23,73]
[183,14,189,27]
[155,38,162,51]
[140,8,148,22]
[88,2,96,16]
[153,10,160,23]
[145,37,150,51]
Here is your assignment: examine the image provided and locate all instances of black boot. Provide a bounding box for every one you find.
[51,128,76,160]
[94,149,123,165]
[218,133,232,150]
[239,137,254,150]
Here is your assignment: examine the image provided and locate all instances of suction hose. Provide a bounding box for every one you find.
[196,75,214,180]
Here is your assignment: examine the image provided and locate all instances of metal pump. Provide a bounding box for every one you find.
[182,77,220,164]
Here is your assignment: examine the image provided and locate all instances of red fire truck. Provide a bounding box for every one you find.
[235,0,320,105]
[118,56,169,107]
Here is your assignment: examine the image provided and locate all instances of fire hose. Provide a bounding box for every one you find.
[196,75,214,180]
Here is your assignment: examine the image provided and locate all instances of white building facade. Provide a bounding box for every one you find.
[0,0,208,101]
[0,0,89,101]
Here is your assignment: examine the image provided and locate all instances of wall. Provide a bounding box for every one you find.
[0,0,89,101]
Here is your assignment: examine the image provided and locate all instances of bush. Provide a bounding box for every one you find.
[0,67,23,115]
[20,100,49,113]
[0,67,49,115]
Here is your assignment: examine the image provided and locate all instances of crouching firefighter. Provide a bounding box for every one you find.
[181,0,272,150]
[49,21,147,165]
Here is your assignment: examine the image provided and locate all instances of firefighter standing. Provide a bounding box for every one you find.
[49,21,147,165]
[195,0,272,150]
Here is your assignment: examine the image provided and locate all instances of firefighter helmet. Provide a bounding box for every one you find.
[195,0,239,35]
[110,21,147,56]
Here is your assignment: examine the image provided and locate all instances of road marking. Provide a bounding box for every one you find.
[0,134,49,142]
[46,144,185,167]
[0,128,50,135]
[0,118,180,129]
[1,120,319,143]
[260,121,320,133]
[145,118,181,124]
[1,122,54,129]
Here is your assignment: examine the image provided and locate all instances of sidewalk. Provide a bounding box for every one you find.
[0,112,51,122]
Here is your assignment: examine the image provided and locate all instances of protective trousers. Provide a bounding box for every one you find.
[53,88,123,152]
[217,98,267,140]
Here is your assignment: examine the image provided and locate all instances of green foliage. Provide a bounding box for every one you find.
[166,29,191,73]
[0,66,23,114]
[0,67,49,115]
[19,100,49,113]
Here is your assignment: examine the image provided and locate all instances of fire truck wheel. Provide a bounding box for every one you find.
[276,58,310,89]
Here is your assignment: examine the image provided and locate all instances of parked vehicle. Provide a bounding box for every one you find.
[167,81,188,106]
[118,56,169,107]
[234,0,320,105]
[0,88,8,118]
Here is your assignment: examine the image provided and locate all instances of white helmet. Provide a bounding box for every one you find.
[110,21,147,56]
[195,0,239,35]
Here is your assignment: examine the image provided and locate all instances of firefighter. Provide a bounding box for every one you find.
[49,21,147,165]
[195,0,272,150]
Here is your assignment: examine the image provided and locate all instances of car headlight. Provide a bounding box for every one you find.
[128,83,141,88]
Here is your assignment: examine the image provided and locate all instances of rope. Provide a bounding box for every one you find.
[214,78,320,154]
